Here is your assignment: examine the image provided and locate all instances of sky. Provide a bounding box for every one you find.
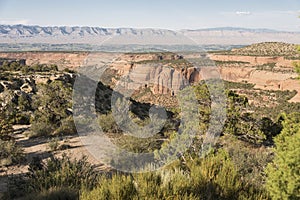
[0,0,299,31]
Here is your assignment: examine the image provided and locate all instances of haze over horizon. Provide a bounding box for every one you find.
[0,0,299,32]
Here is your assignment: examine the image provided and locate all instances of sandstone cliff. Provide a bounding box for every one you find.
[0,52,89,69]
[209,54,295,67]
[1,51,300,102]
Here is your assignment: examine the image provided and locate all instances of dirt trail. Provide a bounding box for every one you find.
[0,125,109,196]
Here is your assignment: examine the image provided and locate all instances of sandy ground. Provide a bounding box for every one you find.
[0,125,109,197]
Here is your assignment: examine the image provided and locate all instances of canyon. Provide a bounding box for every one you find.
[0,49,300,102]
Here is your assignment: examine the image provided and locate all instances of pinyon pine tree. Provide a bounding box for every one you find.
[265,113,300,199]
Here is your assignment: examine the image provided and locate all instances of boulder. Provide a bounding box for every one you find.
[20,83,34,93]
[0,81,13,90]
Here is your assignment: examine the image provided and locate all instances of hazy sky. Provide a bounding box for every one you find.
[0,0,299,31]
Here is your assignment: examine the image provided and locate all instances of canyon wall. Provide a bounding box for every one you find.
[1,52,300,102]
[0,52,89,69]
[209,54,295,67]
[118,64,200,95]
[218,66,300,102]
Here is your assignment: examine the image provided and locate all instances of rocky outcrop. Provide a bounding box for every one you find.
[209,54,297,67]
[0,73,73,94]
[121,64,196,95]
[218,65,300,102]
[208,52,300,102]
[2,51,300,102]
[0,52,89,69]
[20,82,34,93]
[0,81,22,91]
[0,78,35,94]
[111,54,200,95]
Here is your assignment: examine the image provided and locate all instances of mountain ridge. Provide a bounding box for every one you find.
[1,24,300,45]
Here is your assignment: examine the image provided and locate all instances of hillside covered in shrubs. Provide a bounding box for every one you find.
[0,48,300,199]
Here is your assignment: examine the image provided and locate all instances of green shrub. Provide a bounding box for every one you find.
[0,140,23,166]
[28,154,98,191]
[186,150,241,199]
[47,137,60,152]
[0,109,14,140]
[53,116,77,135]
[29,120,54,138]
[266,113,300,200]
[7,154,98,199]
[14,112,31,125]
[30,81,73,137]
[222,136,273,190]
[81,174,137,200]
[23,187,78,200]
[81,150,269,200]
[98,112,120,133]
[18,94,31,111]
[0,61,59,73]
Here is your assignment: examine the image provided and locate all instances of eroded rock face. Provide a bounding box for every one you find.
[0,52,89,69]
[125,64,190,95]
[209,54,296,67]
[218,65,300,102]
[112,62,202,95]
[2,51,300,102]
[208,52,300,102]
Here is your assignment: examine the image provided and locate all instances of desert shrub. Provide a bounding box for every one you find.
[98,112,120,133]
[187,150,268,199]
[17,94,31,111]
[113,134,163,154]
[82,150,269,200]
[6,154,98,199]
[23,187,78,200]
[25,64,58,73]
[0,140,23,166]
[53,116,77,135]
[14,112,31,125]
[27,154,98,192]
[47,137,60,152]
[81,174,137,200]
[158,169,195,199]
[224,81,255,90]
[28,120,55,138]
[0,101,16,140]
[133,172,163,198]
[222,136,273,189]
[0,105,24,167]
[185,150,242,199]
[0,116,14,141]
[81,171,194,200]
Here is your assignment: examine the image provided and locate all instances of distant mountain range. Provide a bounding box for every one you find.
[0,24,300,45]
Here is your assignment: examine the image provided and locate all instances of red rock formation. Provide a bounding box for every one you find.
[209,54,297,67]
[1,51,300,102]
